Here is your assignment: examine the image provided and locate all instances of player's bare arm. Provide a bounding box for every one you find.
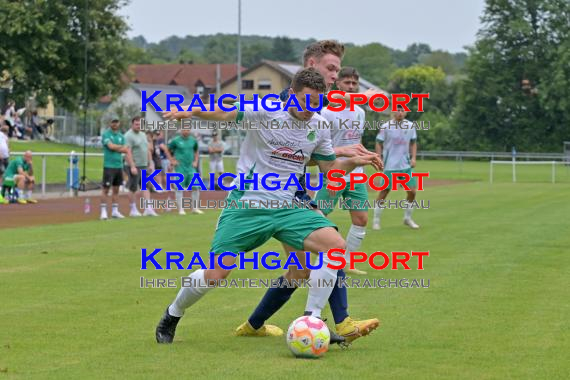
[318,152,383,174]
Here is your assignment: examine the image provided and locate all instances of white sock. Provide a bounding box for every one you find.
[346,224,366,252]
[176,191,183,211]
[100,203,107,212]
[306,252,341,318]
[112,203,119,212]
[130,202,137,212]
[168,270,213,317]
[373,204,384,223]
[192,189,200,209]
[404,201,413,220]
[26,190,33,199]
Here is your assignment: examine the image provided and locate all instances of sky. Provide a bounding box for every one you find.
[120,0,486,53]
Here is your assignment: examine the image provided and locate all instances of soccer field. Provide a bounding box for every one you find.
[1,180,569,379]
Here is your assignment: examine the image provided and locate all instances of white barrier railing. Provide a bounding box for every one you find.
[489,160,567,184]
[10,150,568,195]
[10,151,240,196]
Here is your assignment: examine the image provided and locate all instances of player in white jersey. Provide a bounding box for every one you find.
[372,105,419,230]
[154,68,382,344]
[317,67,370,275]
[236,42,381,345]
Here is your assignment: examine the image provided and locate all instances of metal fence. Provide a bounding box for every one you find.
[51,109,102,147]
[418,151,568,161]
[10,149,570,196]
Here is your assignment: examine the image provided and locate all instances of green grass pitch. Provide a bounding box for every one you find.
[1,177,569,378]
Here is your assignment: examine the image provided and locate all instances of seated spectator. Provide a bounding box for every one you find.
[2,150,37,204]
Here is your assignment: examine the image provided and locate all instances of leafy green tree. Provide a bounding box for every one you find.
[203,35,237,63]
[271,36,296,62]
[454,0,570,152]
[343,43,396,88]
[0,0,132,110]
[419,50,460,75]
[392,43,432,67]
[388,65,454,116]
[242,43,272,67]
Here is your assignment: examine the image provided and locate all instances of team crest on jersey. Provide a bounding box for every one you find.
[307,130,316,142]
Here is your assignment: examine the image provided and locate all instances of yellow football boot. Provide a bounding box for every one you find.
[235,321,283,337]
[336,316,380,343]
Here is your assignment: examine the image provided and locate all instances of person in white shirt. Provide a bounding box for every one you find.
[0,123,10,203]
[373,105,420,230]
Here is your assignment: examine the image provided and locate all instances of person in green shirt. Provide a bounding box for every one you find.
[2,150,36,204]
[165,128,202,215]
[100,119,135,220]
[124,116,158,217]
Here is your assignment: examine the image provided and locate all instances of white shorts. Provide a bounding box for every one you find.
[161,159,170,173]
[209,160,224,173]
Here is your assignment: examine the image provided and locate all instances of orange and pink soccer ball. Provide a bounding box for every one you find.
[286,316,330,358]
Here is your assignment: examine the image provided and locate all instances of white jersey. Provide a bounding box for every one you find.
[0,132,9,159]
[233,104,336,202]
[321,106,365,181]
[376,119,417,171]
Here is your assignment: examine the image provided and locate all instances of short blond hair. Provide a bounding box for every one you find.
[303,40,345,66]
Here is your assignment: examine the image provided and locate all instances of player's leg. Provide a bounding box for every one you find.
[13,174,27,204]
[238,189,336,336]
[342,182,369,275]
[301,226,345,319]
[175,169,189,215]
[311,190,381,342]
[155,205,274,343]
[127,167,141,217]
[403,168,419,229]
[23,175,36,203]
[142,166,158,216]
[237,245,309,337]
[100,168,111,220]
[373,170,392,230]
[190,170,203,215]
[110,169,124,218]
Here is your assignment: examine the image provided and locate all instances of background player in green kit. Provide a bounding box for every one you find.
[317,67,372,275]
[2,150,36,204]
[165,128,203,215]
[373,105,420,230]
[100,119,135,220]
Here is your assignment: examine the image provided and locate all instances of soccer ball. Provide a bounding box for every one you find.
[286,316,330,358]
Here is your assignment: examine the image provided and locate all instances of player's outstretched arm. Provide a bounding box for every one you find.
[335,143,370,158]
[163,104,238,123]
[317,152,383,174]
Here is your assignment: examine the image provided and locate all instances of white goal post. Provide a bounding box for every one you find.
[489,160,566,184]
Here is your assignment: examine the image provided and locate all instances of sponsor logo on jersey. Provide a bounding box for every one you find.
[270,147,305,165]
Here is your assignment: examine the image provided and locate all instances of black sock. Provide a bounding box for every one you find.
[328,269,349,324]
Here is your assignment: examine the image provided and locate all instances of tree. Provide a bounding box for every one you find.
[176,48,206,64]
[454,0,570,152]
[343,43,396,88]
[419,50,461,75]
[242,43,272,67]
[392,43,432,67]
[271,36,296,62]
[203,35,237,63]
[0,0,132,110]
[388,65,455,116]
